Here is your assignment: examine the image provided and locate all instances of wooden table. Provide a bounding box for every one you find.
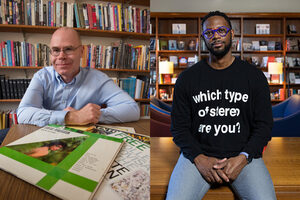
[0,119,149,200]
[151,137,300,200]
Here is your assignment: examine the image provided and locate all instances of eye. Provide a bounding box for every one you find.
[204,30,213,36]
[51,48,60,55]
[218,27,227,34]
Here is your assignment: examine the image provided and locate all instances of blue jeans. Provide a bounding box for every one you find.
[166,153,276,200]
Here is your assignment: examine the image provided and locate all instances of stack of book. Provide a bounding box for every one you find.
[0,40,50,67]
[81,42,150,70]
[0,75,31,99]
[0,0,150,34]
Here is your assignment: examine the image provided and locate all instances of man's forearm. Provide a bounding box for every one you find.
[99,102,140,124]
[17,107,68,126]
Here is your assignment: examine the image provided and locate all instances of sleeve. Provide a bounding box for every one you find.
[17,72,68,127]
[242,70,273,158]
[171,74,203,163]
[98,79,140,124]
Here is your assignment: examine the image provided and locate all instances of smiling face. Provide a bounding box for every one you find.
[49,144,63,151]
[50,28,83,83]
[203,16,234,58]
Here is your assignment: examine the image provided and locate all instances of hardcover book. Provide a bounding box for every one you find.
[0,125,124,200]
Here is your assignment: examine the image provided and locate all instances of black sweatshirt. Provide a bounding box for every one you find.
[171,57,273,163]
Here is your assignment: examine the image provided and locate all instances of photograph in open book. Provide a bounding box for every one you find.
[8,137,87,166]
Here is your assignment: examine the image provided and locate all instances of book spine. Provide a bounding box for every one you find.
[91,5,97,29]
[82,3,89,29]
[74,3,80,28]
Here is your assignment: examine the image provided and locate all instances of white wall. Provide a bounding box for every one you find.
[150,0,300,12]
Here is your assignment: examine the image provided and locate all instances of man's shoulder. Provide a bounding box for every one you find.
[235,57,260,73]
[34,66,55,79]
[81,67,110,82]
[179,60,205,78]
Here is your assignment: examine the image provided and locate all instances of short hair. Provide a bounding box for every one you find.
[201,11,232,29]
[47,140,67,150]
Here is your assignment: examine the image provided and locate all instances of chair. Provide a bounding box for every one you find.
[272,94,300,137]
[150,97,172,137]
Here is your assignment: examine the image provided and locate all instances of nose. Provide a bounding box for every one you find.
[212,32,221,40]
[57,50,67,59]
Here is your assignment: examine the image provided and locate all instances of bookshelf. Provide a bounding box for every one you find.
[0,0,151,129]
[150,12,300,104]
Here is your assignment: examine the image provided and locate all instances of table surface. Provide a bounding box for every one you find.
[151,137,300,199]
[0,119,149,200]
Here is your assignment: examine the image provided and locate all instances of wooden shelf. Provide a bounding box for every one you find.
[271,99,283,103]
[135,98,150,102]
[243,50,283,54]
[243,34,284,37]
[286,34,300,37]
[0,99,21,102]
[100,0,149,6]
[159,83,175,86]
[0,66,42,69]
[0,25,150,40]
[161,99,173,103]
[0,98,151,103]
[158,34,198,38]
[201,50,241,54]
[269,83,284,86]
[287,67,300,71]
[0,66,149,73]
[158,50,198,53]
[96,68,150,73]
[286,50,300,53]
[288,84,300,87]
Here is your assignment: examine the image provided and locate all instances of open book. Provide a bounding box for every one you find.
[82,125,150,200]
[0,125,124,200]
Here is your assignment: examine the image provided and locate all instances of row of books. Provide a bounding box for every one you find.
[288,72,300,84]
[286,38,300,51]
[116,76,150,99]
[286,57,300,67]
[263,72,284,84]
[139,103,149,117]
[271,89,300,101]
[158,39,199,51]
[0,39,150,70]
[81,42,150,70]
[243,40,282,51]
[0,0,150,33]
[245,56,283,68]
[0,40,50,67]
[0,75,31,99]
[0,110,17,129]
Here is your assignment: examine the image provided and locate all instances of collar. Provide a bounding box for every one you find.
[54,67,83,86]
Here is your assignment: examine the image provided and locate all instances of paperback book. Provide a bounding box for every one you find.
[0,125,124,200]
[83,125,150,200]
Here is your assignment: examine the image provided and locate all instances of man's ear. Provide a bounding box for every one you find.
[231,29,234,40]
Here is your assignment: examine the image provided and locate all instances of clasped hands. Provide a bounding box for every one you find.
[194,154,247,184]
[64,103,101,125]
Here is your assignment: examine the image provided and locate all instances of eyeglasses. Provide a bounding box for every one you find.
[50,45,81,57]
[202,26,231,39]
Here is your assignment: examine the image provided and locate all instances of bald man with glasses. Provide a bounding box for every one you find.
[17,27,140,126]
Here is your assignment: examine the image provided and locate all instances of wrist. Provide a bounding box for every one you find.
[65,111,78,125]
[239,152,252,164]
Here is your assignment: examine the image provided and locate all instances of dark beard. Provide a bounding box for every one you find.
[205,37,232,58]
